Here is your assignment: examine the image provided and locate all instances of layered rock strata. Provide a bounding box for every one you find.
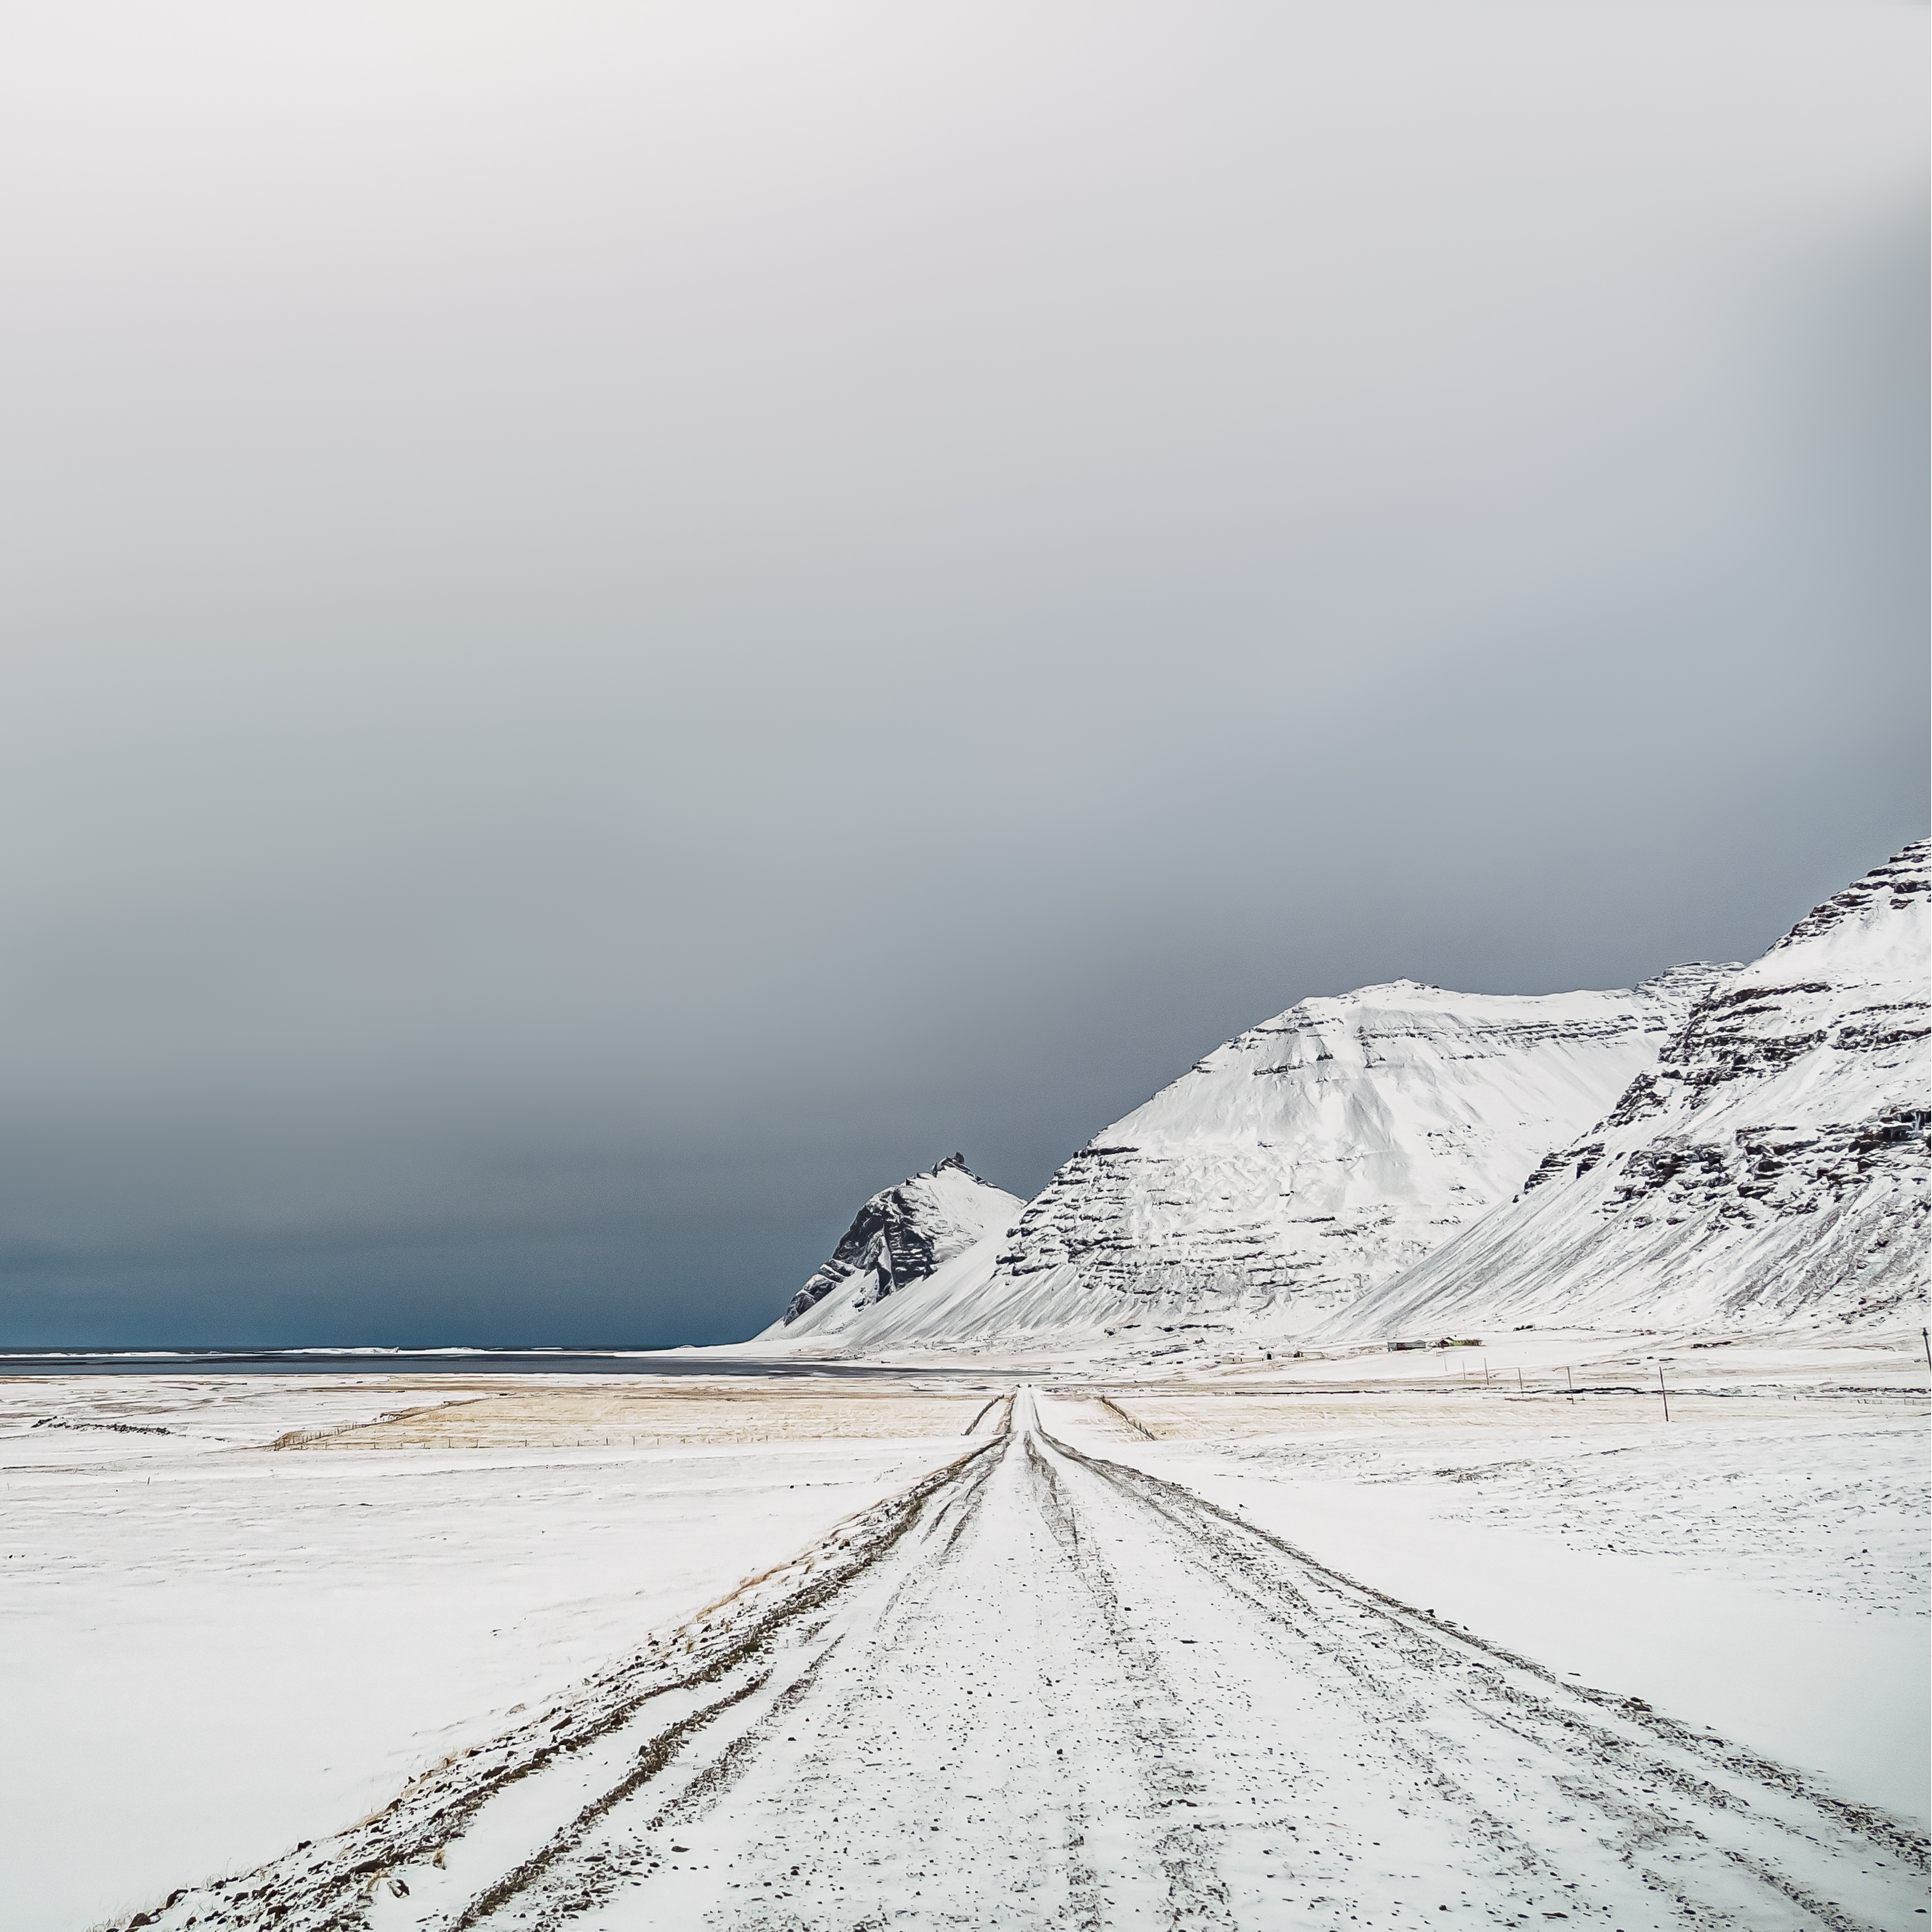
[1329,841,1930,1336]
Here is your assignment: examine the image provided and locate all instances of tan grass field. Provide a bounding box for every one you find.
[274,1381,1009,1450]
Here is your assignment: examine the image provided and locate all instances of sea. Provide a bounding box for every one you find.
[0,1347,923,1379]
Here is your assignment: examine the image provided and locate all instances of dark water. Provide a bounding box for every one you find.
[0,1348,957,1379]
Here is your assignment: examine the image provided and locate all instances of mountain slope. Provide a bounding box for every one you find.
[765,1156,1024,1339]
[767,970,1732,1350]
[1324,841,1931,1338]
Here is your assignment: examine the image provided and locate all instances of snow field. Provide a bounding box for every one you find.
[130,1392,1930,1931]
[1038,1390,1931,1827]
[9,1369,1926,1929]
[0,1374,978,1931]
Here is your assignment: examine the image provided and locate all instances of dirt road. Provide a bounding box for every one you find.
[142,1393,1923,1932]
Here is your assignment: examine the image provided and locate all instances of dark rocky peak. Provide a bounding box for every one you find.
[1771,839,1930,953]
[781,1156,1022,1326]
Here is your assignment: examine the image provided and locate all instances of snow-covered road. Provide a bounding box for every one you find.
[144,1391,1923,1932]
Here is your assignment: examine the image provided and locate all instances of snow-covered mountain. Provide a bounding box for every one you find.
[762,969,1732,1351]
[1323,842,1931,1338]
[765,1155,1024,1339]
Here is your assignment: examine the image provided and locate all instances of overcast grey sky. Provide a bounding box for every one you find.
[1,1,1923,1347]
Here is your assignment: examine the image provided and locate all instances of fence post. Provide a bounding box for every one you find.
[1658,1364,1670,1422]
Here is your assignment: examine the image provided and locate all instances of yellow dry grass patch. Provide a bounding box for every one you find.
[1051,1396,1159,1442]
[277,1382,999,1450]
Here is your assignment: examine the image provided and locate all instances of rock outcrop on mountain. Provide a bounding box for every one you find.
[1322,842,1931,1338]
[771,1155,1023,1335]
[763,970,1733,1350]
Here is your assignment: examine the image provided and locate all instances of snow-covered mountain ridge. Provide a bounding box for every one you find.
[749,842,1926,1355]
[773,1156,1022,1335]
[760,970,1733,1349]
[986,970,1733,1325]
[1325,841,1930,1337]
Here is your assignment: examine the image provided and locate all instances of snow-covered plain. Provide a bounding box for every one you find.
[0,1374,984,1931]
[1041,1389,1931,1828]
[13,1354,1925,1931]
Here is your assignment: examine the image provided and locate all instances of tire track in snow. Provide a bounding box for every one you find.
[1027,1418,1925,1930]
[130,1438,1006,1932]
[496,1390,1217,1928]
[129,1393,1924,1932]
[1021,1425,1237,1928]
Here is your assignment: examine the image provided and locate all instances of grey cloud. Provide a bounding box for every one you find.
[0,1,1922,1344]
